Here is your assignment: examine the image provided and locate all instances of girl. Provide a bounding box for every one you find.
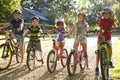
[49,18,66,59]
[68,12,89,69]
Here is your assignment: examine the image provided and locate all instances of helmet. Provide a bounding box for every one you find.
[55,18,65,26]
[77,11,86,17]
[55,18,65,23]
[101,8,113,15]
[31,16,39,21]
[13,9,22,15]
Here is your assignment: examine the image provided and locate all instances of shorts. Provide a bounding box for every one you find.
[8,33,24,45]
[27,41,42,51]
[74,36,87,43]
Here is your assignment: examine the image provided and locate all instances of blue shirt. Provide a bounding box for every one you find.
[56,29,65,41]
[10,18,24,35]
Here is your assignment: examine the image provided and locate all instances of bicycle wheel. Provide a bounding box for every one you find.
[0,44,12,70]
[47,50,57,73]
[15,47,21,63]
[79,53,85,70]
[100,47,109,80]
[67,50,77,76]
[61,49,68,67]
[26,50,35,70]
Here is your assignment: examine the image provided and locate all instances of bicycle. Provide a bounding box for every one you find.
[0,30,22,70]
[47,35,68,73]
[95,29,113,80]
[67,42,85,76]
[26,36,44,70]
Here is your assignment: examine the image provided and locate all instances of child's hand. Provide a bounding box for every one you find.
[17,28,21,32]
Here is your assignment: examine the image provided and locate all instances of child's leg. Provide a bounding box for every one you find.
[81,42,89,68]
[19,36,24,63]
[96,40,100,67]
[19,44,24,63]
[59,41,65,57]
[73,40,79,51]
[36,41,44,64]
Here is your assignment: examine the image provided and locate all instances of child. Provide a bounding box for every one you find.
[68,12,89,69]
[95,8,118,75]
[49,18,66,59]
[0,9,24,66]
[23,16,44,64]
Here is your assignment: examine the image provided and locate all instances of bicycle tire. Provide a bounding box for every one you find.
[0,44,12,70]
[15,47,21,63]
[79,53,85,70]
[61,49,68,67]
[47,50,57,73]
[67,50,77,76]
[26,50,35,70]
[100,47,109,80]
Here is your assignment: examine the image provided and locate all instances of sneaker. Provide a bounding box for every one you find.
[18,63,25,67]
[109,61,114,68]
[95,67,99,75]
[37,59,44,64]
[95,50,100,55]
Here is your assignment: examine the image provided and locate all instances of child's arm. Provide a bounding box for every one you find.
[85,23,89,36]
[0,23,11,31]
[113,22,118,29]
[22,29,29,37]
[17,19,24,32]
[68,26,75,35]
[48,28,57,34]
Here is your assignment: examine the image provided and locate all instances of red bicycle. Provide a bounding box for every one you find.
[47,38,68,73]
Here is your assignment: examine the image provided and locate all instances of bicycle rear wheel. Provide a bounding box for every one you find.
[100,47,109,80]
[61,49,68,67]
[67,50,77,76]
[47,50,57,73]
[0,44,12,70]
[26,50,35,70]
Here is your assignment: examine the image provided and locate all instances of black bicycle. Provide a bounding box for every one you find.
[26,36,44,70]
[0,30,22,70]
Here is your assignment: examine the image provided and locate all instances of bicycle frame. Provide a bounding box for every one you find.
[52,39,65,60]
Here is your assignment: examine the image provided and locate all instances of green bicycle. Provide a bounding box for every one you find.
[98,29,112,80]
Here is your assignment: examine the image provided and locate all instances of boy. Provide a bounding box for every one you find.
[23,16,44,64]
[95,8,118,75]
[0,9,24,66]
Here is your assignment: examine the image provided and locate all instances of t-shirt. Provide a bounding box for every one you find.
[28,26,41,42]
[98,18,115,40]
[56,28,65,41]
[74,22,88,42]
[10,18,24,35]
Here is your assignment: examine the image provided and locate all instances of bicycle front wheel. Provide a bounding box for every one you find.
[67,50,76,76]
[47,50,57,73]
[79,53,85,70]
[100,47,109,80]
[26,50,35,70]
[61,49,68,67]
[0,44,12,70]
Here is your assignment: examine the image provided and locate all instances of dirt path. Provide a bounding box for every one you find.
[0,37,119,80]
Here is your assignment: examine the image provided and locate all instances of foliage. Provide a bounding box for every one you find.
[0,0,21,22]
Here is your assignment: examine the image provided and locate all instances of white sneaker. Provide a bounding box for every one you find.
[18,62,26,67]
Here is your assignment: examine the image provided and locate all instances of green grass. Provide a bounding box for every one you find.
[110,38,120,79]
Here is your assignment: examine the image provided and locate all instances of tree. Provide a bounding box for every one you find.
[21,0,77,28]
[0,0,21,22]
